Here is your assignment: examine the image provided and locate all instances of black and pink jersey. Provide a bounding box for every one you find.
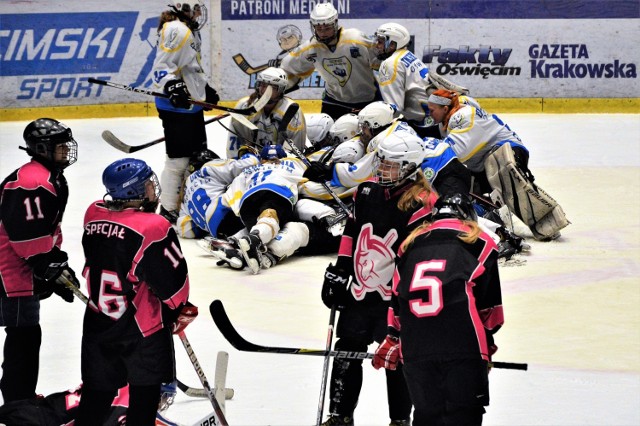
[0,159,68,297]
[391,218,504,362]
[81,201,189,338]
[337,180,437,302]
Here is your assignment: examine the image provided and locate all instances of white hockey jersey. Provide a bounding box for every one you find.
[441,97,524,172]
[152,20,209,112]
[177,155,260,238]
[223,158,307,216]
[226,97,306,159]
[280,28,379,104]
[377,49,431,124]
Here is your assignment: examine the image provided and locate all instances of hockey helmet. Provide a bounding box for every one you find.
[260,144,287,161]
[256,67,288,95]
[102,158,160,203]
[310,2,339,43]
[432,193,478,222]
[373,131,426,187]
[329,113,359,145]
[375,23,410,59]
[277,24,303,51]
[332,139,364,164]
[306,113,335,147]
[188,148,218,173]
[170,0,207,30]
[22,118,78,169]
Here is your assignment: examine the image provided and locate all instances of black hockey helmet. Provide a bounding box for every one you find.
[432,193,477,222]
[188,148,218,173]
[22,118,78,168]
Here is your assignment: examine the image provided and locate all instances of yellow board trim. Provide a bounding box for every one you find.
[1,98,638,122]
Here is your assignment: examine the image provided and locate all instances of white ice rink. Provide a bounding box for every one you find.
[0,113,639,425]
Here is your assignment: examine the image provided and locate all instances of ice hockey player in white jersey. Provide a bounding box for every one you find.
[152,0,220,224]
[226,67,306,159]
[280,2,381,119]
[304,113,335,155]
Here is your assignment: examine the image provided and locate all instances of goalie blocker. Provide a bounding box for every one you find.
[484,143,570,240]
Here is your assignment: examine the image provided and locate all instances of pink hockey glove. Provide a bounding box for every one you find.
[372,335,401,370]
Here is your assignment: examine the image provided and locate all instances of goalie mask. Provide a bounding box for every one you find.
[170,0,207,31]
[310,2,339,44]
[23,118,78,169]
[102,158,160,211]
[373,131,426,187]
[432,193,478,222]
[374,23,410,60]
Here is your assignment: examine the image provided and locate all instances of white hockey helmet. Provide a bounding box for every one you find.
[256,67,288,95]
[306,113,335,147]
[329,113,359,145]
[310,2,339,43]
[277,24,303,51]
[375,23,410,51]
[170,0,207,30]
[332,139,365,164]
[358,102,395,132]
[373,131,426,187]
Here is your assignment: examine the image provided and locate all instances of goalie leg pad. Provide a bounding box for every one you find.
[267,221,310,258]
[160,156,190,211]
[485,144,569,240]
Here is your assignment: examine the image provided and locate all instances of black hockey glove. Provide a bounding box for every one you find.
[303,161,334,183]
[29,247,69,282]
[165,79,191,109]
[321,263,350,310]
[52,268,79,303]
[205,84,220,106]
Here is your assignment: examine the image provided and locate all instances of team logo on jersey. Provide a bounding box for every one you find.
[423,167,435,180]
[350,47,361,58]
[323,57,352,87]
[351,224,397,300]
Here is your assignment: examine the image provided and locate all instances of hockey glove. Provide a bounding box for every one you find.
[49,268,79,303]
[172,302,199,334]
[321,263,350,310]
[29,248,69,282]
[372,335,401,370]
[303,161,334,183]
[237,145,259,160]
[165,79,191,109]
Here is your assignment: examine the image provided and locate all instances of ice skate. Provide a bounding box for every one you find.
[197,236,245,270]
[235,231,266,274]
[321,415,354,426]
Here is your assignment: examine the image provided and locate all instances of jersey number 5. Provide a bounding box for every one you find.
[409,260,445,317]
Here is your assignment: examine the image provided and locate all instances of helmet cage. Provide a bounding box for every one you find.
[372,131,426,187]
[256,67,288,95]
[310,3,339,43]
[171,1,208,31]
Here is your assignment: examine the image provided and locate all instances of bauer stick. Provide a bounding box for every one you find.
[232,53,270,75]
[88,77,272,115]
[279,103,352,219]
[210,300,528,370]
[316,306,337,426]
[101,113,230,153]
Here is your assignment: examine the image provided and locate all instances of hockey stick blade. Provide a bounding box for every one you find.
[277,102,300,135]
[88,77,259,115]
[210,300,529,370]
[176,379,234,400]
[232,53,269,75]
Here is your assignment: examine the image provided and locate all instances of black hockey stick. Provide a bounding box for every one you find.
[177,331,229,425]
[232,53,269,75]
[87,78,271,115]
[101,113,230,153]
[316,306,336,426]
[210,300,528,370]
[280,103,353,219]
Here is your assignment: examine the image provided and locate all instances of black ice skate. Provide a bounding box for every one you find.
[197,236,245,270]
[321,415,354,426]
[235,231,266,274]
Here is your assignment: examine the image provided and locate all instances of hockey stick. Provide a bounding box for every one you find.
[176,379,234,400]
[316,306,336,426]
[101,113,230,153]
[87,77,271,115]
[232,53,270,75]
[280,103,352,219]
[210,300,528,370]
[177,330,229,425]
